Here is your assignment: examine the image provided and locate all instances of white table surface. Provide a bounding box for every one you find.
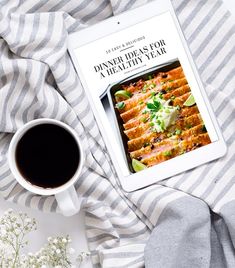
[0,1,234,267]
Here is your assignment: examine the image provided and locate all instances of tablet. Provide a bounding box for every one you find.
[68,0,227,192]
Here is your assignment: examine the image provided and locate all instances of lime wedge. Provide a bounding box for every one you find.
[132,159,147,172]
[115,90,132,100]
[183,94,195,106]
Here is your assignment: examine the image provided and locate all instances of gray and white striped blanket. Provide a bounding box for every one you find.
[0,0,235,267]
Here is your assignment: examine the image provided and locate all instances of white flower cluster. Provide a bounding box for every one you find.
[20,235,75,267]
[0,209,90,268]
[0,209,37,267]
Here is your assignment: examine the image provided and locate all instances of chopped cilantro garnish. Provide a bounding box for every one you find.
[158,93,163,99]
[141,117,148,123]
[149,83,156,89]
[147,103,156,110]
[147,100,161,112]
[153,100,161,108]
[163,151,172,157]
[151,92,156,97]
[150,114,155,120]
[116,102,125,109]
[175,129,182,135]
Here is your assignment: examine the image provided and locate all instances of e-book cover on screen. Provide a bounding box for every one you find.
[73,11,218,176]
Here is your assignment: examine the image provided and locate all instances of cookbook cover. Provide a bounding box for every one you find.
[74,11,218,176]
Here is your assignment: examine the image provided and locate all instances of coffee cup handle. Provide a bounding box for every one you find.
[55,186,81,217]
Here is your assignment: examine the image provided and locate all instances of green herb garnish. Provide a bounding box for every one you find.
[147,100,161,112]
[149,83,156,89]
[163,151,172,157]
[150,114,155,120]
[141,117,148,123]
[158,93,163,99]
[175,129,182,135]
[116,102,125,109]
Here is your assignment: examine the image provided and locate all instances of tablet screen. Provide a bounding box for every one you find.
[73,11,218,176]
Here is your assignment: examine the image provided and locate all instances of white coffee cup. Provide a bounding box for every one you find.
[8,118,84,217]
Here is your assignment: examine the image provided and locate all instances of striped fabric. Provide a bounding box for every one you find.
[0,0,234,267]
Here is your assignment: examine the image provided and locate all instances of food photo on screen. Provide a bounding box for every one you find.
[102,59,211,173]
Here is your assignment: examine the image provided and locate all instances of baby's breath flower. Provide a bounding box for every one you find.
[0,209,90,267]
[25,217,31,223]
[77,251,91,264]
[0,227,6,236]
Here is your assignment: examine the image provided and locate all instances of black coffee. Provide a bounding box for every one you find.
[16,124,80,188]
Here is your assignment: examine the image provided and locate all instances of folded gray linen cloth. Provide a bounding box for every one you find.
[0,0,234,267]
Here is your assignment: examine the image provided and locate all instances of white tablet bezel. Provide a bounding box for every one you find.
[68,0,227,192]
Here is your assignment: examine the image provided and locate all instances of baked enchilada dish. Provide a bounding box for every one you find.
[114,62,211,172]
